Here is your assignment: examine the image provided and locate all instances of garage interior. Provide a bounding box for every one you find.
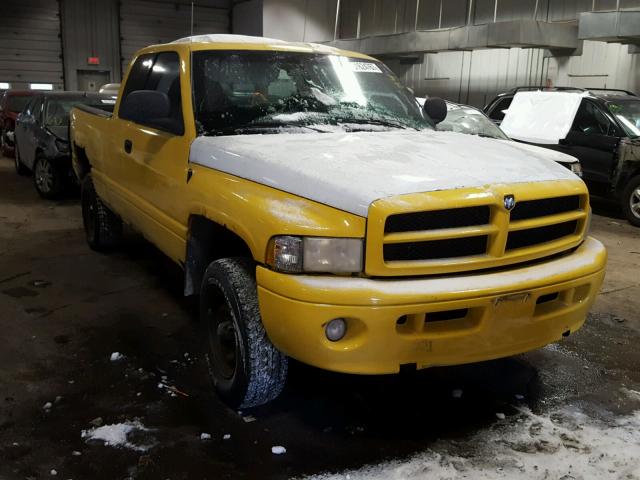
[1,1,640,479]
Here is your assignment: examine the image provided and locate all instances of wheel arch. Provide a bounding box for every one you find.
[72,143,91,181]
[184,215,255,296]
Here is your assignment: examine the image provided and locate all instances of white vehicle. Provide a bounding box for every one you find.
[417,97,583,177]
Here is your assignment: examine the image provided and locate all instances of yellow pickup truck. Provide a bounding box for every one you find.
[70,34,607,408]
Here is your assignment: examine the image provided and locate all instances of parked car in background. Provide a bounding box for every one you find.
[1,90,36,157]
[98,83,120,96]
[418,97,583,176]
[14,91,114,198]
[487,88,640,226]
[98,83,120,104]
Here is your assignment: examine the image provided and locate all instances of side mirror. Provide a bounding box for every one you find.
[423,97,447,124]
[119,90,170,125]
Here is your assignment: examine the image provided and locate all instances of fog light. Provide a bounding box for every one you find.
[325,318,347,342]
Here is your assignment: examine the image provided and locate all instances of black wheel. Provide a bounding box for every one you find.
[81,175,122,251]
[621,175,640,228]
[200,258,287,409]
[13,143,29,176]
[33,156,65,199]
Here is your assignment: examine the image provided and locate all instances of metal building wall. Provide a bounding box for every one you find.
[261,0,337,43]
[119,0,230,75]
[368,0,640,107]
[61,0,121,91]
[0,0,63,90]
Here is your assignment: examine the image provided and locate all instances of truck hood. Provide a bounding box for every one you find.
[190,130,578,217]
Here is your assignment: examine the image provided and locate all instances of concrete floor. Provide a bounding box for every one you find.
[1,156,639,479]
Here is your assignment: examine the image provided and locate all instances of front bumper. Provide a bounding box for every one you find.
[257,237,607,374]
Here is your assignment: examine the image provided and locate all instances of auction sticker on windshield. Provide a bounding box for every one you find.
[349,62,382,73]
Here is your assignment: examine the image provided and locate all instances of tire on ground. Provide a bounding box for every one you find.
[200,257,288,408]
[81,174,123,250]
[33,156,65,199]
[621,175,640,228]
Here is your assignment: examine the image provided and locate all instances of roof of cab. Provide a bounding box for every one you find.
[141,33,375,60]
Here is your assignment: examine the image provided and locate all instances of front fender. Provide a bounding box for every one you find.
[186,164,367,264]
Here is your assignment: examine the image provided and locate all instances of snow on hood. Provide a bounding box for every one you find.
[190,130,578,217]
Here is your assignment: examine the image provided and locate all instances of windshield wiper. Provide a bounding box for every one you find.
[339,118,413,131]
[234,122,330,134]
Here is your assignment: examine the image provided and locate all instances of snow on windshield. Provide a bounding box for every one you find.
[191,51,433,136]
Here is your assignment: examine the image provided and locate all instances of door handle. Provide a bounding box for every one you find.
[124,139,132,154]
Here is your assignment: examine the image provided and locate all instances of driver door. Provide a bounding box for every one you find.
[561,99,621,186]
[112,51,191,263]
[16,96,43,170]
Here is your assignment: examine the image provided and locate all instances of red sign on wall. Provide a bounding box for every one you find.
[87,57,100,65]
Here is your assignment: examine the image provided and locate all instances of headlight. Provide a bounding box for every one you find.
[570,162,582,177]
[55,138,69,153]
[267,236,363,274]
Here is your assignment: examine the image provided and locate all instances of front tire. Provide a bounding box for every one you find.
[33,156,64,199]
[81,175,122,251]
[200,258,288,409]
[621,175,640,227]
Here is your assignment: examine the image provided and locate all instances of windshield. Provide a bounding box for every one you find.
[7,95,32,114]
[607,99,640,138]
[192,51,433,135]
[44,97,107,126]
[438,104,509,140]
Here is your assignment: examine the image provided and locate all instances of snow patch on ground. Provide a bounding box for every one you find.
[81,421,153,452]
[110,352,124,362]
[305,407,640,480]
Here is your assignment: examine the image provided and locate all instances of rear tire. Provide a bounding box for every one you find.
[81,175,122,251]
[14,144,29,176]
[33,156,65,199]
[200,257,288,409]
[621,175,640,228]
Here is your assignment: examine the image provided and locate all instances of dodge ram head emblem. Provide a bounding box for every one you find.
[504,194,516,211]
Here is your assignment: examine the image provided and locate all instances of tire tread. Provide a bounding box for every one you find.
[202,258,288,408]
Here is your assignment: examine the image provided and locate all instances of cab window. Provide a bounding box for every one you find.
[571,100,617,137]
[119,52,184,135]
[25,96,43,123]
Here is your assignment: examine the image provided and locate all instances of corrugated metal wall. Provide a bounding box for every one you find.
[61,0,121,90]
[391,41,639,109]
[0,0,63,89]
[339,0,640,107]
[388,47,548,108]
[119,0,230,74]
[261,0,338,43]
